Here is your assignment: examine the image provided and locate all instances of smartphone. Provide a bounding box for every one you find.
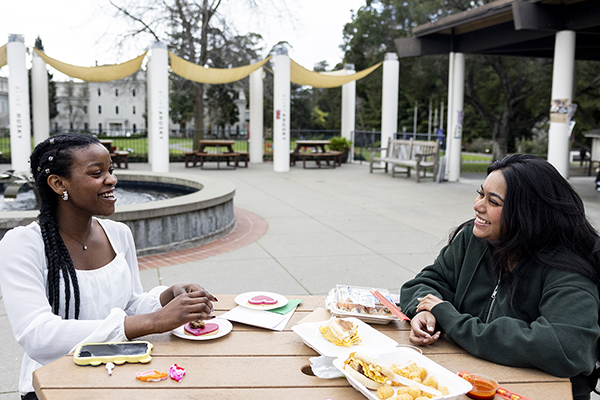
[73,341,153,366]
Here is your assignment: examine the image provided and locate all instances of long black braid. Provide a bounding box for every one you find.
[30,133,101,319]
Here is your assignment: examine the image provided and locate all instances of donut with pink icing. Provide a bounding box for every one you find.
[184,322,220,336]
[248,295,278,305]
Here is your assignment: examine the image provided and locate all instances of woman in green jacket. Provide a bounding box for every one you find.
[400,154,600,400]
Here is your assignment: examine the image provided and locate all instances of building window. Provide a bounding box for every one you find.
[98,88,101,96]
[132,105,136,115]
[132,88,136,97]
[98,123,102,133]
[115,88,119,97]
[70,123,74,129]
[98,105,102,114]
[84,122,89,130]
[115,105,119,115]
[83,105,87,114]
[133,123,137,133]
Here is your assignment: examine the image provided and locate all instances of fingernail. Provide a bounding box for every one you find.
[210,315,216,319]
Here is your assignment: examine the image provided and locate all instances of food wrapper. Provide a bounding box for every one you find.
[325,285,399,324]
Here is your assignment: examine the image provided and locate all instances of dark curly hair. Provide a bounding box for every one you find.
[452,154,600,288]
[30,133,101,319]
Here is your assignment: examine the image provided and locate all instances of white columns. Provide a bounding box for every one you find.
[444,53,454,179]
[381,53,399,154]
[341,64,356,162]
[7,34,31,172]
[547,30,576,178]
[249,60,264,164]
[32,50,50,145]
[447,52,465,182]
[273,49,290,172]
[147,41,169,173]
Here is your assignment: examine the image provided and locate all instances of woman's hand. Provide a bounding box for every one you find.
[125,284,218,339]
[409,311,441,345]
[416,294,444,313]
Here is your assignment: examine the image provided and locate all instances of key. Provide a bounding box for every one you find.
[106,362,115,376]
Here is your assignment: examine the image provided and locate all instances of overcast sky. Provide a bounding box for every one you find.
[1,0,366,80]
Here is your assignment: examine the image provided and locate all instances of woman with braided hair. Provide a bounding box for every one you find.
[0,133,216,399]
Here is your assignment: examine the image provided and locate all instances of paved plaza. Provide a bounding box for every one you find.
[1,160,600,399]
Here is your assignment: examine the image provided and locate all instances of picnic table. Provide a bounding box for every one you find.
[99,139,129,169]
[32,295,571,400]
[291,140,341,169]
[185,140,248,169]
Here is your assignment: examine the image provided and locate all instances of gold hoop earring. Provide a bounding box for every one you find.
[62,191,69,201]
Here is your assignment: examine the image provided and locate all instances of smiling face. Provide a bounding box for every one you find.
[473,170,506,242]
[58,143,118,217]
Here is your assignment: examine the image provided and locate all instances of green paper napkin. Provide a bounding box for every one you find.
[267,299,303,315]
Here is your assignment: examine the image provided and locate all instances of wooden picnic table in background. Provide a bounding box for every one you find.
[185,140,248,169]
[291,140,342,169]
[33,295,571,400]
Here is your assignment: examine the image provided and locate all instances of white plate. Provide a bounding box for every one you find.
[172,318,233,341]
[332,348,472,400]
[291,317,398,358]
[234,291,289,311]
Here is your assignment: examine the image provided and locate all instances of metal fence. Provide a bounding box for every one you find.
[0,128,445,164]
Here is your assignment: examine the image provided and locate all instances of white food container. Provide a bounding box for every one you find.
[291,317,398,358]
[325,285,400,325]
[333,347,473,400]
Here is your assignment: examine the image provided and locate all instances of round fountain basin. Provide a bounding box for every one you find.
[0,171,236,256]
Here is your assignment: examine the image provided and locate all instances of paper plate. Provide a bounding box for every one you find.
[172,318,233,341]
[234,291,288,311]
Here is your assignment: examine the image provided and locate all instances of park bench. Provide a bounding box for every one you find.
[369,138,440,182]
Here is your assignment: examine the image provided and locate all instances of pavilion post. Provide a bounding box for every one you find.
[147,41,169,173]
[547,30,576,178]
[273,48,290,172]
[341,63,356,162]
[447,52,464,183]
[249,60,264,164]
[381,53,399,157]
[7,34,31,172]
[31,50,50,145]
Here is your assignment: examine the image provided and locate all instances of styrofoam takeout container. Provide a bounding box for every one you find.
[333,347,473,400]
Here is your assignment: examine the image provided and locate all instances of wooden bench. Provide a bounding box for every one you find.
[369,138,440,182]
[110,151,129,169]
[293,152,339,169]
[196,152,240,170]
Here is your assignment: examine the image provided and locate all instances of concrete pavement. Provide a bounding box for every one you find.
[2,160,600,399]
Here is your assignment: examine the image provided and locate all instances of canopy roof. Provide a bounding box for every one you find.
[394,0,600,60]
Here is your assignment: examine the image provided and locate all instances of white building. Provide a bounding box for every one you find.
[52,71,146,135]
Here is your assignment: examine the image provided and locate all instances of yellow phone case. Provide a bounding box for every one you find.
[73,341,153,366]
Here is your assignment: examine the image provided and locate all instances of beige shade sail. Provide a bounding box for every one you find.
[289,59,382,88]
[169,52,271,84]
[0,44,6,69]
[33,48,147,82]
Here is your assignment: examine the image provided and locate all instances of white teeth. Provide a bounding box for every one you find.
[101,192,114,198]
[475,216,489,225]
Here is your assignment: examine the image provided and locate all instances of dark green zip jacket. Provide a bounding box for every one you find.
[400,225,600,396]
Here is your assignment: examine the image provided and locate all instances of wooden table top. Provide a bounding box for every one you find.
[32,295,571,400]
[198,139,236,145]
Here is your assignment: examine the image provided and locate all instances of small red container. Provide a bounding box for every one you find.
[461,373,498,400]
